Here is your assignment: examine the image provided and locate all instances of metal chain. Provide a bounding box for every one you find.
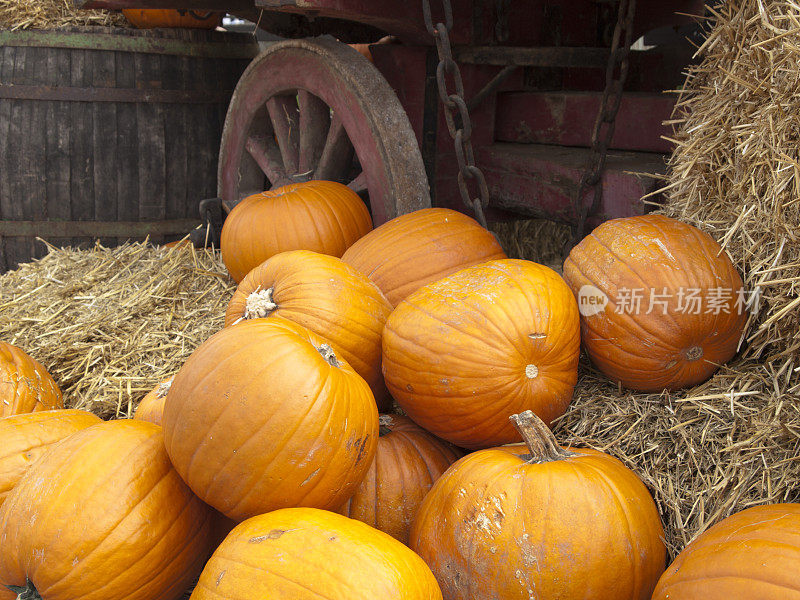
[422,0,491,229]
[568,0,637,250]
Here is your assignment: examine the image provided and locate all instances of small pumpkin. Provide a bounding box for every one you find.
[563,214,747,391]
[341,207,506,306]
[382,259,580,449]
[0,409,100,507]
[337,414,462,544]
[221,180,373,282]
[122,9,223,29]
[0,341,62,417]
[163,317,378,521]
[0,419,213,600]
[133,376,173,426]
[410,410,666,600]
[190,508,443,600]
[224,250,393,410]
[652,503,800,599]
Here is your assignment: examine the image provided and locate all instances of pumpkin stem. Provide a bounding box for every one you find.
[378,414,394,436]
[244,287,278,319]
[156,378,173,399]
[317,344,340,367]
[6,579,42,600]
[509,410,575,463]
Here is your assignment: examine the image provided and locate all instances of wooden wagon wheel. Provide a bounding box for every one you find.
[217,37,430,225]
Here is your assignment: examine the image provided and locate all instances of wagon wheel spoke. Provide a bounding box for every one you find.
[245,134,291,188]
[314,113,355,182]
[347,171,368,195]
[298,90,331,176]
[266,95,300,176]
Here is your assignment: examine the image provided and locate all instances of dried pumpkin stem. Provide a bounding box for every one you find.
[244,287,278,319]
[317,344,340,367]
[378,414,394,436]
[6,579,42,600]
[509,410,575,463]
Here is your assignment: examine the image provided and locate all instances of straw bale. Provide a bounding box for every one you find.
[0,240,234,419]
[490,218,571,274]
[0,0,126,30]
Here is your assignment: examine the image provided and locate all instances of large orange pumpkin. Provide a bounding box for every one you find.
[652,503,800,599]
[0,409,100,507]
[132,376,173,426]
[563,214,747,391]
[0,419,213,600]
[122,9,223,29]
[337,414,462,544]
[224,250,393,410]
[221,180,373,282]
[341,207,506,306]
[162,317,378,521]
[0,342,62,417]
[410,411,666,600]
[190,508,443,600]
[382,259,580,449]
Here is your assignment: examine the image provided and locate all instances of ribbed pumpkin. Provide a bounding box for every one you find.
[221,180,373,282]
[337,414,462,544]
[190,508,443,600]
[132,376,173,426]
[653,503,800,599]
[0,342,62,417]
[0,419,213,600]
[383,259,580,449]
[122,9,223,29]
[224,250,393,410]
[162,317,378,521]
[410,411,666,600]
[341,207,506,306]
[0,409,100,507]
[563,214,747,391]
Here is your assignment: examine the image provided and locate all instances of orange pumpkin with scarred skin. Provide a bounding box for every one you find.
[382,259,579,449]
[224,250,393,410]
[0,409,101,508]
[122,9,222,29]
[337,414,462,544]
[0,342,62,417]
[132,376,173,426]
[0,419,214,600]
[563,214,747,391]
[341,207,506,307]
[410,411,666,600]
[162,317,378,522]
[190,508,443,600]
[221,180,373,283]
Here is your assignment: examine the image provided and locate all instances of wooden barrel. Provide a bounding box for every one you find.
[0,26,259,272]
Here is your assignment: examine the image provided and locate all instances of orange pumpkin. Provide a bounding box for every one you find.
[341,207,506,306]
[337,414,462,544]
[0,409,100,507]
[0,419,213,600]
[563,214,747,391]
[410,410,666,600]
[0,341,62,417]
[190,508,443,599]
[122,9,223,29]
[162,317,378,521]
[224,250,393,410]
[382,259,580,449]
[652,503,800,599]
[133,376,173,426]
[221,180,373,282]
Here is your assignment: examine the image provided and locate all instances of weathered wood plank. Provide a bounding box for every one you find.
[92,44,118,247]
[69,47,96,249]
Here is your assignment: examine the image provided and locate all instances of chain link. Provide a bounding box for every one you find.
[423,0,490,229]
[568,0,637,250]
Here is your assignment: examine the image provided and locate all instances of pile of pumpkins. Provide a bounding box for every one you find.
[0,179,792,600]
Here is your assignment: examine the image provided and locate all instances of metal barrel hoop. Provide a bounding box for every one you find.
[423,0,491,229]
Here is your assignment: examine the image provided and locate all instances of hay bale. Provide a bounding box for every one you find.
[557,0,800,558]
[0,240,234,418]
[1,0,126,30]
[489,218,570,273]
